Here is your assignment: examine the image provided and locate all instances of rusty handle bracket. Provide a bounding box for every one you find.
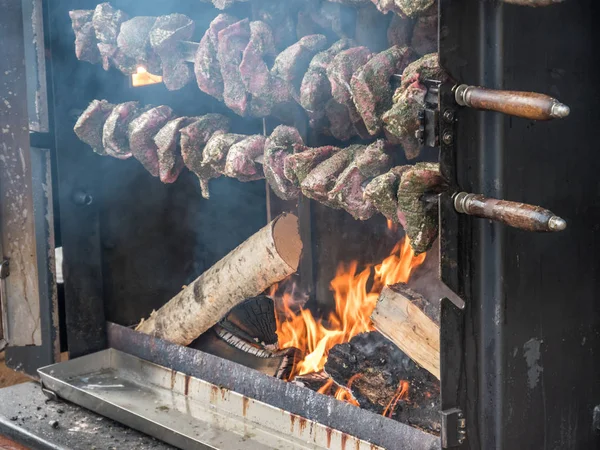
[454,84,570,120]
[453,192,567,232]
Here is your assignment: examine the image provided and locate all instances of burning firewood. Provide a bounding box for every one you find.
[324,331,440,433]
[371,283,441,379]
[136,213,302,346]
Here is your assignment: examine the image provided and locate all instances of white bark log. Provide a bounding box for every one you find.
[371,283,440,379]
[136,213,302,346]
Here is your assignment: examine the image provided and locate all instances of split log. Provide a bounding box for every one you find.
[324,332,440,434]
[136,213,302,345]
[371,283,440,379]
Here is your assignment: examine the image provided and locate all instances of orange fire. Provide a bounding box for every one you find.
[382,380,410,418]
[275,238,426,379]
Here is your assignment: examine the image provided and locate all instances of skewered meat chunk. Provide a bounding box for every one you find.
[328,140,392,220]
[115,16,160,75]
[92,3,129,71]
[327,47,372,110]
[70,10,94,32]
[224,135,267,181]
[195,14,238,101]
[128,106,174,177]
[371,0,436,18]
[363,166,410,222]
[272,34,328,101]
[284,144,340,185]
[399,52,447,89]
[154,117,198,183]
[103,101,147,160]
[74,21,101,64]
[301,145,360,207]
[300,39,353,132]
[387,14,413,48]
[73,99,115,155]
[251,1,299,51]
[202,132,246,184]
[149,14,195,91]
[217,19,251,116]
[397,162,446,255]
[325,99,358,142]
[351,46,415,136]
[263,125,304,200]
[240,21,276,98]
[180,114,231,198]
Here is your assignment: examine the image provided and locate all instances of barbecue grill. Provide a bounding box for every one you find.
[0,0,598,449]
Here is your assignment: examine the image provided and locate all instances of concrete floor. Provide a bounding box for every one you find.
[0,353,31,388]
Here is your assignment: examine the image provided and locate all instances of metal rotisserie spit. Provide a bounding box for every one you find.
[0,0,598,449]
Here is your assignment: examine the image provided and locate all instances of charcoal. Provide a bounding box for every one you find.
[411,7,437,55]
[284,144,340,185]
[128,106,174,177]
[251,1,299,51]
[363,166,410,222]
[240,21,276,97]
[328,140,392,220]
[92,3,129,71]
[194,14,238,100]
[149,14,195,90]
[300,39,353,131]
[370,0,436,18]
[103,101,145,160]
[325,99,357,141]
[217,19,251,116]
[387,14,414,48]
[224,135,267,182]
[263,126,304,200]
[73,99,115,155]
[154,117,198,184]
[397,162,446,255]
[271,34,328,101]
[300,145,360,207]
[69,9,94,32]
[116,16,160,75]
[74,22,101,64]
[180,114,231,198]
[351,46,415,135]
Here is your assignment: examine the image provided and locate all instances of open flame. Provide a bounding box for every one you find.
[275,237,426,379]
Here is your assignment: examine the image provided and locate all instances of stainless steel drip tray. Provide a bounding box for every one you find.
[38,349,381,450]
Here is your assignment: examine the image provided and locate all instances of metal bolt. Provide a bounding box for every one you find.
[443,109,455,123]
[442,131,454,146]
[72,190,93,206]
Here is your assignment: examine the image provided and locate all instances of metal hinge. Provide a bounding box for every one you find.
[441,408,467,448]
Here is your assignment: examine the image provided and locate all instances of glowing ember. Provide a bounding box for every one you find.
[131,66,163,87]
[333,373,362,407]
[382,380,410,418]
[275,237,426,379]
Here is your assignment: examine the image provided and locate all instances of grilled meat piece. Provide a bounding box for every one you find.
[115,16,160,75]
[363,166,410,222]
[224,135,267,181]
[397,162,446,255]
[154,117,198,183]
[71,10,101,65]
[325,99,358,141]
[328,140,392,220]
[180,114,231,198]
[371,0,436,18]
[399,52,447,90]
[251,0,299,51]
[102,101,147,160]
[195,14,238,101]
[70,9,94,32]
[92,3,129,71]
[217,19,251,116]
[351,46,415,136]
[149,14,195,90]
[240,21,276,97]
[271,34,328,101]
[128,105,174,177]
[263,125,304,200]
[301,145,360,207]
[300,39,353,132]
[284,144,340,185]
[73,99,115,155]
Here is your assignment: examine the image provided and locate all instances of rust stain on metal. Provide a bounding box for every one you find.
[219,386,228,400]
[184,374,190,396]
[299,417,307,433]
[242,396,250,417]
[170,370,176,390]
[341,432,348,450]
[326,427,333,448]
[290,414,296,432]
[370,444,378,450]
[355,440,360,450]
[210,385,219,404]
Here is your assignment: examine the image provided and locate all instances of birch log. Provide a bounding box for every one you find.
[136,213,302,346]
[370,283,440,379]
